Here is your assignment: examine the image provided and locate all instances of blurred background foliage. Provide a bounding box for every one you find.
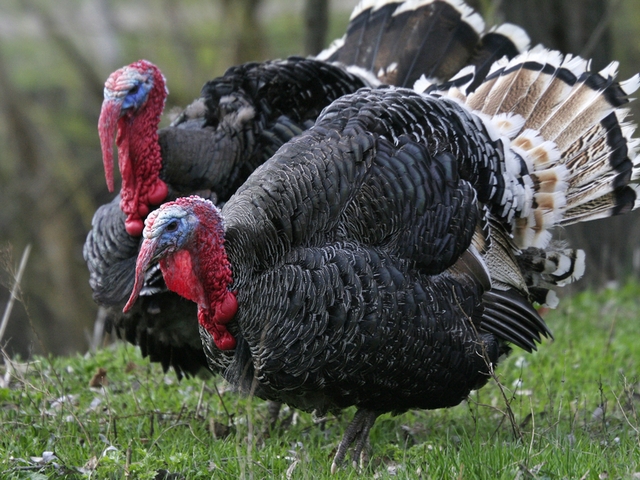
[0,0,639,359]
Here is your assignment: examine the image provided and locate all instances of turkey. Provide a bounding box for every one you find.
[86,0,530,379]
[98,0,528,236]
[124,49,640,470]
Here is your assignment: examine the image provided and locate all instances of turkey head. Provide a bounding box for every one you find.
[124,196,237,351]
[99,60,169,236]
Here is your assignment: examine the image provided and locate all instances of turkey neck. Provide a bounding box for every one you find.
[117,78,168,236]
[161,207,238,351]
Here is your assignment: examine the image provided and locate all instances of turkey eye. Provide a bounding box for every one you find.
[130,83,140,95]
[166,220,178,232]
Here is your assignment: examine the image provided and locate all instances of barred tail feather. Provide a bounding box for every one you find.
[466,23,531,92]
[318,0,485,88]
[560,185,640,224]
[455,48,640,248]
[517,245,586,288]
[319,0,529,89]
[383,0,484,87]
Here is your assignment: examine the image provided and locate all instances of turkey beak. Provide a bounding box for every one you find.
[123,235,160,312]
[98,98,123,193]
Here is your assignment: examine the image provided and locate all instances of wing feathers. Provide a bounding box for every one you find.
[481,289,551,352]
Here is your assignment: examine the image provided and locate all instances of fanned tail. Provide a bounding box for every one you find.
[465,23,531,92]
[440,48,640,249]
[427,47,640,332]
[473,211,584,348]
[516,243,586,305]
[318,0,528,88]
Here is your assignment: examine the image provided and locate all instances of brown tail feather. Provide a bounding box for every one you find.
[443,48,640,248]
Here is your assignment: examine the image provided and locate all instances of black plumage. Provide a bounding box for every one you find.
[86,0,530,379]
[125,49,640,469]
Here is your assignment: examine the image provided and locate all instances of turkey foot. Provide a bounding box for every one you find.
[331,409,378,474]
[267,400,282,431]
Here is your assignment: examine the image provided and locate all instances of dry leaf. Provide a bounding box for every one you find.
[83,455,98,471]
[209,418,232,439]
[89,367,107,388]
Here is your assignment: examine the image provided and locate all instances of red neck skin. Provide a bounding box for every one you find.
[117,72,168,236]
[160,207,238,351]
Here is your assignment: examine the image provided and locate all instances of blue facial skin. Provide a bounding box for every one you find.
[145,207,200,262]
[121,77,153,112]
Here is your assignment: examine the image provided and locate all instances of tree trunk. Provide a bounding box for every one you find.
[304,0,329,55]
[220,0,266,65]
[0,44,96,357]
[499,0,613,68]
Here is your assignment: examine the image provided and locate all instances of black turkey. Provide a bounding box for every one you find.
[125,48,640,470]
[86,0,530,379]
[99,0,528,237]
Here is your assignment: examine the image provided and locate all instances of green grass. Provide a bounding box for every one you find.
[2,283,640,479]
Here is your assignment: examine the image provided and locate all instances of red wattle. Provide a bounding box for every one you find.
[148,180,169,205]
[213,329,237,350]
[209,291,238,350]
[215,291,238,325]
[159,198,237,351]
[138,203,150,217]
[125,216,144,237]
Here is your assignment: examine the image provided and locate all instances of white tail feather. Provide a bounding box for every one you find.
[452,48,640,249]
[621,74,640,95]
[490,23,530,53]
